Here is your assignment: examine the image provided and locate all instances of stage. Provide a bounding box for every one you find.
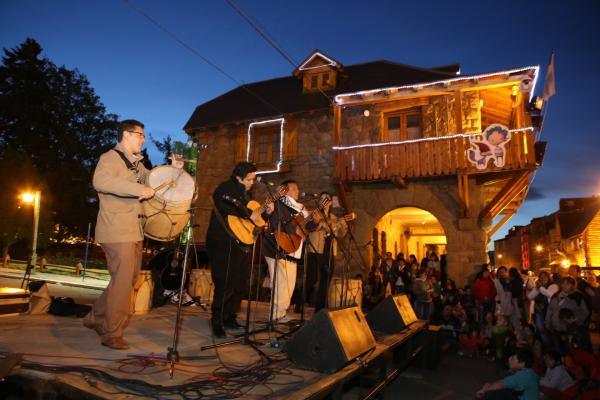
[0,301,429,399]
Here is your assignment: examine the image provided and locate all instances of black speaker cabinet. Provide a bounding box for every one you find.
[366,294,418,333]
[285,306,376,373]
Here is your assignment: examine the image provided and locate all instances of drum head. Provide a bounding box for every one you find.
[148,166,195,201]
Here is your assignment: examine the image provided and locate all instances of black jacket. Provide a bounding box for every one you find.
[206,177,251,243]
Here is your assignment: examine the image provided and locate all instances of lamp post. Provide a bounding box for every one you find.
[21,191,41,270]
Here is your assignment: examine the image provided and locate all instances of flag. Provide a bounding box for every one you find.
[543,52,556,100]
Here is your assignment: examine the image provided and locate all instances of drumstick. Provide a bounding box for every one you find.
[153,179,176,192]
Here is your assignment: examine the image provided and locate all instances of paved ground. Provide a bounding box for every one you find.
[0,273,496,399]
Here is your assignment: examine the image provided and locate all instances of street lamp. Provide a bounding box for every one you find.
[20,191,41,270]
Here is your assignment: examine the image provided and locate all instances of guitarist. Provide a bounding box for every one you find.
[308,192,348,312]
[206,162,273,338]
[262,180,311,322]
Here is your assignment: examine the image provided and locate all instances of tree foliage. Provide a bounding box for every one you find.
[0,38,119,250]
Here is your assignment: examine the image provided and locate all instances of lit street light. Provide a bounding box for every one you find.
[21,191,41,270]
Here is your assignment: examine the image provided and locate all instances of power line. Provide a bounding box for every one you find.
[122,0,283,116]
[223,0,334,106]
[224,0,298,68]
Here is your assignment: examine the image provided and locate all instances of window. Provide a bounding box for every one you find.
[322,73,330,87]
[384,109,422,142]
[251,124,281,168]
[310,75,318,89]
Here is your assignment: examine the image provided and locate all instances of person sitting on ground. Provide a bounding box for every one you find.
[539,350,577,400]
[459,324,486,358]
[492,314,513,369]
[433,304,461,352]
[476,348,539,400]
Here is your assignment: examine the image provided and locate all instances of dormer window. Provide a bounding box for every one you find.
[293,50,342,93]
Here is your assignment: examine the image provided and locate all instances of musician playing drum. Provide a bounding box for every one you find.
[206,162,273,338]
[84,119,183,350]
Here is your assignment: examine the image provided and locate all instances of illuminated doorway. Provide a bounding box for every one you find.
[374,207,447,262]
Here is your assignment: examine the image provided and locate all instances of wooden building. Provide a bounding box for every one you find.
[184,50,546,284]
[494,196,600,271]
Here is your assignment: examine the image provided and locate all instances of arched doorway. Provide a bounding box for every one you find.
[373,207,447,263]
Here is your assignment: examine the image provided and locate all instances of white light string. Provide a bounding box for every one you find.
[334,66,540,104]
[246,117,285,174]
[298,51,338,71]
[331,126,535,151]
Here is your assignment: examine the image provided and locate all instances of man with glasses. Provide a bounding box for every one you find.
[84,119,178,349]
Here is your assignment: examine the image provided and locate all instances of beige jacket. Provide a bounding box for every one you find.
[93,143,150,243]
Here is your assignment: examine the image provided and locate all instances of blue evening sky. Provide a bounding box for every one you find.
[1,0,599,242]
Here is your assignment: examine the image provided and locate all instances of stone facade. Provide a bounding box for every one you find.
[461,90,482,133]
[193,100,492,285]
[423,94,457,138]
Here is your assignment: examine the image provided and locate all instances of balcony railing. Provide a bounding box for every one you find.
[333,129,537,182]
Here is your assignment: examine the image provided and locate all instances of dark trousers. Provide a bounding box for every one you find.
[314,252,334,312]
[302,252,320,307]
[207,238,249,324]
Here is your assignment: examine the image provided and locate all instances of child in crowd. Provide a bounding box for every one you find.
[460,285,477,322]
[492,314,513,370]
[411,268,433,321]
[476,348,539,400]
[559,307,593,352]
[539,350,577,400]
[459,324,487,357]
[480,311,495,357]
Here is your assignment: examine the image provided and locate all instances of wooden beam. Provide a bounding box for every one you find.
[391,175,406,188]
[458,174,470,218]
[333,104,341,146]
[455,90,463,132]
[479,171,530,221]
[488,211,515,238]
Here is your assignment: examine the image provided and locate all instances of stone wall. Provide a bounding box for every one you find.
[461,90,482,133]
[423,95,457,138]
[193,109,336,242]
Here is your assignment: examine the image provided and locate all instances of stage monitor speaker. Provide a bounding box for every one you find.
[366,294,418,333]
[285,306,376,373]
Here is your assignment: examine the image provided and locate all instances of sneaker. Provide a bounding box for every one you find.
[275,315,292,324]
[223,319,244,330]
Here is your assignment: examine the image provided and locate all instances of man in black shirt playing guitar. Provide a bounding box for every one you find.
[206,162,273,337]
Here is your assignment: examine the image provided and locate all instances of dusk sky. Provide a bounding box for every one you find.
[1,0,599,242]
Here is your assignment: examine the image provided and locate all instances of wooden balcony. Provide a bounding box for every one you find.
[333,130,538,182]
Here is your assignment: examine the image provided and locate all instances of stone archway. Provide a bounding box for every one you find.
[375,207,447,263]
[343,182,489,286]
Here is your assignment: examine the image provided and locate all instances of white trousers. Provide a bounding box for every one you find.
[265,257,297,319]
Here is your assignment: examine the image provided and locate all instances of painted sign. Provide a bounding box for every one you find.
[467,124,512,170]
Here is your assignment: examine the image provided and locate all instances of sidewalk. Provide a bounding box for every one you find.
[0,267,108,290]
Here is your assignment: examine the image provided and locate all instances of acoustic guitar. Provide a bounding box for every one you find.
[225,186,288,245]
[274,197,332,254]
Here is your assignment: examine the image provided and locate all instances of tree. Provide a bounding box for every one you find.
[0,38,119,244]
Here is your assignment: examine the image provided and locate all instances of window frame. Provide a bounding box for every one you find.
[383,108,423,142]
[250,124,280,168]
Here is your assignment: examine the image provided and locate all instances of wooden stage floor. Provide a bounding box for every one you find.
[0,301,428,399]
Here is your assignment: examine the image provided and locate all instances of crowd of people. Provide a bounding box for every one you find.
[363,251,600,400]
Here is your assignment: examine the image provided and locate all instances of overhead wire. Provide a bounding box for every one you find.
[223,0,335,106]
[122,0,283,117]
